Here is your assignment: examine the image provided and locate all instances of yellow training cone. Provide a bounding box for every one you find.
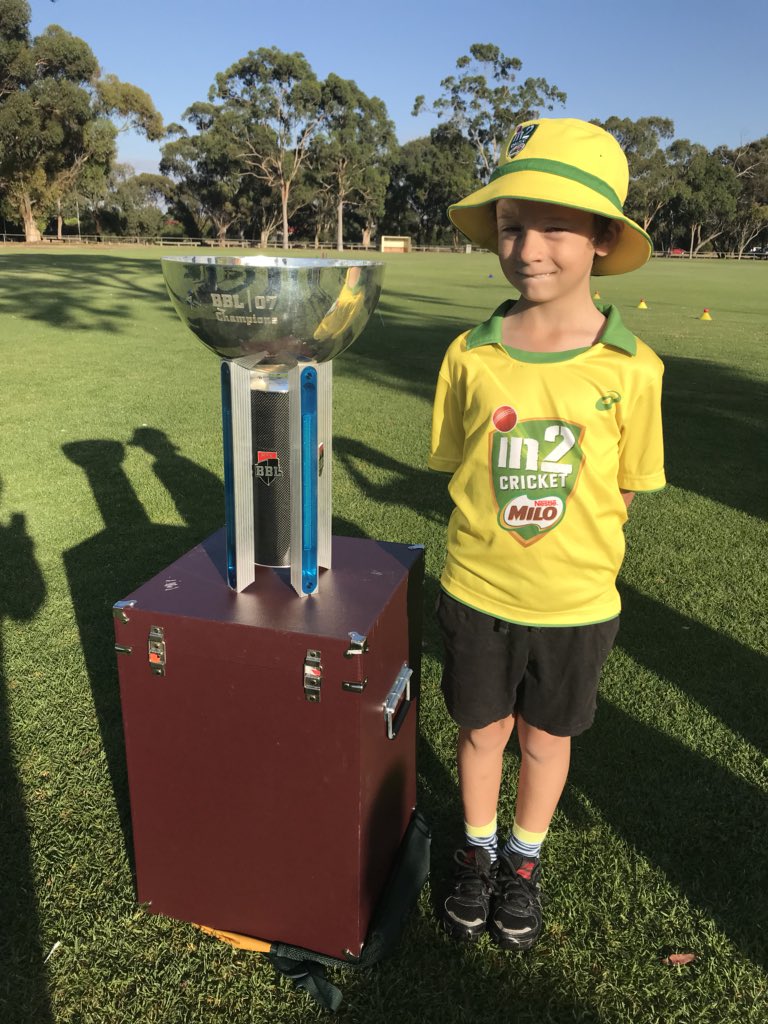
[593,290,601,300]
[700,308,712,321]
[637,298,648,309]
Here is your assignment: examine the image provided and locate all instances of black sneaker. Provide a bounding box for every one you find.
[441,846,495,941]
[489,851,543,951]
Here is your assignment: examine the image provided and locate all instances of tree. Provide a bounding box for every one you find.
[160,105,251,243]
[313,74,395,250]
[595,116,680,232]
[668,141,739,256]
[211,47,323,249]
[109,171,174,237]
[383,127,477,246]
[413,43,566,181]
[715,138,768,256]
[0,0,163,241]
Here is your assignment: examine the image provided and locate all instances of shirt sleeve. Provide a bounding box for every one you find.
[617,360,666,492]
[428,353,465,474]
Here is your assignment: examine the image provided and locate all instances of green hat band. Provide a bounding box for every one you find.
[489,158,624,213]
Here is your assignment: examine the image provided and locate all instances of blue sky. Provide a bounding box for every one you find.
[30,0,768,173]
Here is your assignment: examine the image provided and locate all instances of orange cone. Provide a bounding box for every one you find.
[699,308,712,321]
[637,298,648,309]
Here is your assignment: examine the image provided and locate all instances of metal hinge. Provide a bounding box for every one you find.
[148,625,166,676]
[344,632,368,658]
[303,649,323,702]
[113,599,137,623]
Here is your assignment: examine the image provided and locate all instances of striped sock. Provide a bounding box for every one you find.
[465,816,498,862]
[502,820,548,861]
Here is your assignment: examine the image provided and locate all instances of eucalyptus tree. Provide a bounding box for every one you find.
[0,0,163,241]
[160,103,252,242]
[715,137,768,256]
[412,43,566,182]
[313,74,395,250]
[211,47,323,249]
[667,140,739,256]
[595,116,681,232]
[383,127,477,246]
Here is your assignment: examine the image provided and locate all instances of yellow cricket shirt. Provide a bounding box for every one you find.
[429,300,666,626]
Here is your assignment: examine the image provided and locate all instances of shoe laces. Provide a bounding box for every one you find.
[452,848,493,897]
[494,856,539,908]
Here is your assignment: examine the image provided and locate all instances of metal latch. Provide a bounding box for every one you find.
[342,677,368,693]
[383,663,412,740]
[113,599,137,623]
[114,644,133,655]
[303,649,323,702]
[148,625,166,676]
[344,632,368,658]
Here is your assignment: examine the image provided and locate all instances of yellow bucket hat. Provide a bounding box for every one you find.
[448,118,652,276]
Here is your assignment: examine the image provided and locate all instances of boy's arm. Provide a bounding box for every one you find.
[620,490,635,508]
[617,361,665,497]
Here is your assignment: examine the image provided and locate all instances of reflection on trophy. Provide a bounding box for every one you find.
[161,256,384,595]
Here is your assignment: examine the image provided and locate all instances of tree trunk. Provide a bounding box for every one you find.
[281,184,289,250]
[20,191,42,243]
[336,197,344,251]
[260,227,269,247]
[362,225,372,248]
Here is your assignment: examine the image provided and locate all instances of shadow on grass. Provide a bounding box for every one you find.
[662,355,768,519]
[0,252,177,333]
[332,435,768,972]
[0,482,52,1023]
[61,434,223,866]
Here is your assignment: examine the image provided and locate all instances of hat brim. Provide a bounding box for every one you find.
[449,173,652,276]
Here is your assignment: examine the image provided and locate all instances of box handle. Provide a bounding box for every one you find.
[383,663,412,740]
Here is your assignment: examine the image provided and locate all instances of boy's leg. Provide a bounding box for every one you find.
[512,717,571,835]
[458,715,516,832]
[441,716,514,941]
[490,717,570,951]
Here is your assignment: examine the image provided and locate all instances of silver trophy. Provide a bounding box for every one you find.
[161,255,385,596]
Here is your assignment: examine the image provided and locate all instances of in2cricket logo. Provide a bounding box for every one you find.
[490,411,585,545]
[254,450,282,485]
[507,123,538,158]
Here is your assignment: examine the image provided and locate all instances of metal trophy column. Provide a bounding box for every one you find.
[161,256,384,596]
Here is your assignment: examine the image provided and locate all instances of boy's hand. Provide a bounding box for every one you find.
[620,490,635,509]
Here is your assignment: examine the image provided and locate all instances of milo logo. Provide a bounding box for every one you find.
[490,413,585,545]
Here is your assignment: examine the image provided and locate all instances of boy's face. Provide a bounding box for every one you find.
[495,198,619,303]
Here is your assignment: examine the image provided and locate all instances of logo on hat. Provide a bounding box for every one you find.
[507,123,538,158]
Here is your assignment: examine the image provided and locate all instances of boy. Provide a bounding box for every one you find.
[429,118,665,950]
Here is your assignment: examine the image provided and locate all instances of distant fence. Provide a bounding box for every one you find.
[0,232,766,259]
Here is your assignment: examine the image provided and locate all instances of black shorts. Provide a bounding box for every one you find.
[436,591,620,736]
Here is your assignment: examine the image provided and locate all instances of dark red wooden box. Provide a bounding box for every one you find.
[113,529,423,959]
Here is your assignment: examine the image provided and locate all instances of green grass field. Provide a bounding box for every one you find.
[0,247,766,1024]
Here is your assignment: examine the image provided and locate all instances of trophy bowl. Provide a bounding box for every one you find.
[161,255,385,368]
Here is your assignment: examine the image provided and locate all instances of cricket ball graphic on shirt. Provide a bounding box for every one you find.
[490,407,585,545]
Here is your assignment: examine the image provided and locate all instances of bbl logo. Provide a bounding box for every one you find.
[254,450,282,485]
[507,123,538,158]
[490,410,585,545]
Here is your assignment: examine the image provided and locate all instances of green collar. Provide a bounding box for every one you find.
[465,299,637,356]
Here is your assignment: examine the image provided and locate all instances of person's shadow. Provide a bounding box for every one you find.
[61,434,223,861]
[0,480,51,1023]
